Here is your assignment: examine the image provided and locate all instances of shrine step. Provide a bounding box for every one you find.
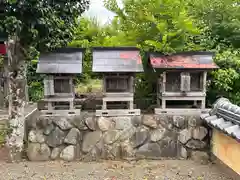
[40,109,81,116]
[38,101,82,111]
[155,108,210,115]
[96,109,141,117]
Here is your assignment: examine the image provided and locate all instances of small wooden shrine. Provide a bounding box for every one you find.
[149,52,218,115]
[36,48,84,116]
[92,47,144,116]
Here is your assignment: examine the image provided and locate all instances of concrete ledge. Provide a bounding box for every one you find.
[96,109,141,117]
[40,109,81,116]
[155,108,211,115]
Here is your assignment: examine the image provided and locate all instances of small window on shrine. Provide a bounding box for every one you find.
[166,72,181,91]
[106,78,129,92]
[180,72,191,92]
[54,78,71,93]
[190,72,202,91]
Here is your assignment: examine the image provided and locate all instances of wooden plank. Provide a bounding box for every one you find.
[162,72,166,93]
[42,97,74,102]
[155,108,210,115]
[54,93,74,97]
[105,75,129,79]
[103,75,106,93]
[54,76,72,80]
[103,96,133,102]
[202,71,207,93]
[96,109,140,117]
[162,92,206,97]
[160,96,205,101]
[44,75,54,96]
[129,76,134,93]
[212,129,240,175]
[104,92,133,97]
[180,72,191,92]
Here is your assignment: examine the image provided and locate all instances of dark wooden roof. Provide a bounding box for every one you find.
[36,48,84,74]
[149,51,218,69]
[92,47,144,72]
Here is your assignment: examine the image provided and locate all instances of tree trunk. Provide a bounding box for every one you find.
[6,37,27,162]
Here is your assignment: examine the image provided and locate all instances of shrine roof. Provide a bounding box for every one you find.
[149,51,218,69]
[92,47,144,72]
[36,48,84,74]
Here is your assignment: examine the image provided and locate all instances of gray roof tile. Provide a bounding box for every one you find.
[225,125,239,135]
[201,97,240,141]
[92,47,144,72]
[36,48,84,74]
[211,118,225,127]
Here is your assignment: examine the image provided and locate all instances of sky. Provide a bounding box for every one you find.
[84,0,120,24]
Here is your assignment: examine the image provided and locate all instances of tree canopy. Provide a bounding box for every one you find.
[0,0,89,51]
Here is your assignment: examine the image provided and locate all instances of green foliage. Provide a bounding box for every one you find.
[104,0,200,52]
[0,0,90,51]
[188,0,240,104]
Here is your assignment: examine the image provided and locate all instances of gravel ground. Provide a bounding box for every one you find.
[0,160,238,180]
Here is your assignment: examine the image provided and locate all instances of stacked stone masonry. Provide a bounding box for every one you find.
[26,113,210,162]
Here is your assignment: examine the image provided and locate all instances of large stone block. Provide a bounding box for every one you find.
[53,117,73,130]
[131,116,142,127]
[43,123,54,135]
[192,126,208,140]
[136,142,161,159]
[37,116,52,129]
[82,131,102,153]
[101,144,121,160]
[173,116,186,128]
[46,127,66,148]
[131,127,149,148]
[186,140,207,150]
[103,130,121,145]
[85,116,97,130]
[27,143,51,161]
[188,116,202,127]
[178,129,192,144]
[69,115,88,130]
[82,147,101,162]
[97,117,115,131]
[142,115,157,128]
[112,117,132,130]
[64,128,81,145]
[150,128,166,142]
[121,141,135,159]
[180,146,188,159]
[51,146,64,160]
[156,115,173,130]
[118,127,136,142]
[28,130,45,143]
[60,145,76,161]
[157,137,178,157]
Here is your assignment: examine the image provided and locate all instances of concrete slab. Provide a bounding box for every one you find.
[96,109,141,117]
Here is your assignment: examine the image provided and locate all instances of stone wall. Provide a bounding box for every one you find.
[26,113,210,162]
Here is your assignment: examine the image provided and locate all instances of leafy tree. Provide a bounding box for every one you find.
[104,0,200,52]
[0,0,89,161]
[187,0,240,104]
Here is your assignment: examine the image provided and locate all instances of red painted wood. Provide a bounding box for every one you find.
[0,43,6,55]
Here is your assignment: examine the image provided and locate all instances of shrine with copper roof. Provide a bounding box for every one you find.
[149,51,218,115]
